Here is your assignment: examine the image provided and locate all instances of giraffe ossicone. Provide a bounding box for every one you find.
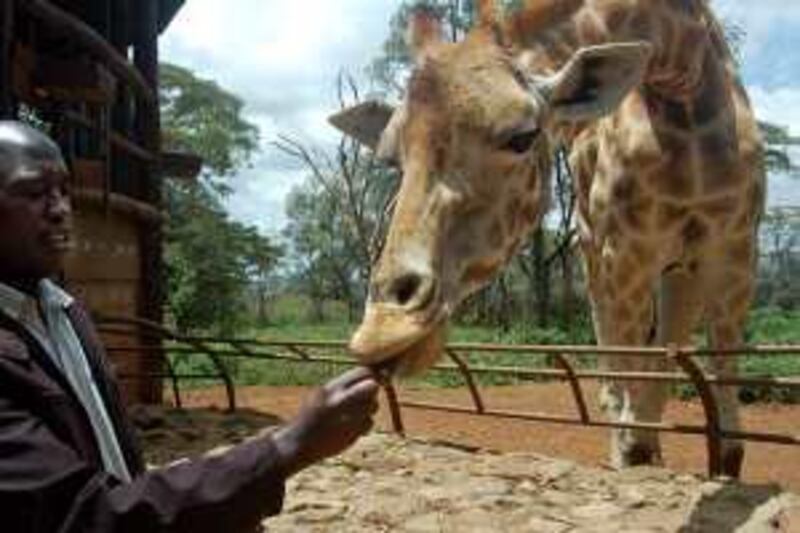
[330,0,763,478]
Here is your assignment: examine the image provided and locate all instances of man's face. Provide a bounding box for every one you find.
[0,157,72,281]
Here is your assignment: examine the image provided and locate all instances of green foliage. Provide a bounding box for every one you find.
[757,207,800,310]
[736,308,800,404]
[166,186,281,334]
[283,181,360,319]
[746,308,800,345]
[161,63,259,191]
[759,122,800,174]
[160,63,281,334]
[671,309,800,404]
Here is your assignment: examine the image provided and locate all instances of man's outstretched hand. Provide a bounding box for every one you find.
[272,366,380,477]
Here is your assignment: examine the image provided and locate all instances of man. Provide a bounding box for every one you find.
[0,121,381,532]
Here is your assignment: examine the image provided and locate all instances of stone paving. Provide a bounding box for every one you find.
[264,433,800,532]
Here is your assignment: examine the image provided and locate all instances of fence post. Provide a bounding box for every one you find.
[552,352,590,424]
[669,344,723,477]
[446,349,485,414]
[162,353,182,409]
[383,381,405,436]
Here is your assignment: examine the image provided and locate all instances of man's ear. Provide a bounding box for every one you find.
[541,42,652,123]
[328,101,395,151]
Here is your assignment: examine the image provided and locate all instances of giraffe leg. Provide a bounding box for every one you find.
[590,253,662,468]
[651,263,707,460]
[707,320,745,478]
[704,242,755,479]
[598,311,662,468]
[706,287,752,477]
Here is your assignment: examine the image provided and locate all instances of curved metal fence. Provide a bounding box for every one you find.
[97,316,800,477]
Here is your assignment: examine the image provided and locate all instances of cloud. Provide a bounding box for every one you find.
[713,1,800,89]
[223,164,305,236]
[748,86,800,135]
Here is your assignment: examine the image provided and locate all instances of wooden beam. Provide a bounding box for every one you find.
[0,0,15,118]
[30,52,117,104]
[133,0,164,404]
[62,110,155,163]
[18,0,157,107]
[133,0,161,191]
[72,189,165,224]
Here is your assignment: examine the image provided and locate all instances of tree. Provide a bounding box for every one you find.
[757,207,800,310]
[161,63,259,190]
[759,121,799,175]
[368,0,474,96]
[239,226,283,326]
[277,73,399,321]
[160,63,281,333]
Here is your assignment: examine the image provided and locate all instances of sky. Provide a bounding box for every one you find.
[161,0,800,237]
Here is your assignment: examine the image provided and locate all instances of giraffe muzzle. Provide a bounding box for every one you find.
[349,270,448,375]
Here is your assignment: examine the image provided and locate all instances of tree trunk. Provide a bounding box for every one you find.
[561,249,575,330]
[533,228,551,328]
[256,287,270,326]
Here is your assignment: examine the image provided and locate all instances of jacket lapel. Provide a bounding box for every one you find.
[66,303,146,475]
[0,311,104,465]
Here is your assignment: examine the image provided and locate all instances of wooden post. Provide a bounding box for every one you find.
[134,0,164,404]
[0,0,15,119]
[111,0,133,196]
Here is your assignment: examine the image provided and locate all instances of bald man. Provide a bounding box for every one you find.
[0,121,380,532]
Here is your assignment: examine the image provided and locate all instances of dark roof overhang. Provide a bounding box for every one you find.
[159,0,186,34]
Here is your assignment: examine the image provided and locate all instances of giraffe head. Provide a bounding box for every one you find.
[331,2,651,375]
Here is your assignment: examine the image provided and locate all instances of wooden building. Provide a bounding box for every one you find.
[0,0,199,404]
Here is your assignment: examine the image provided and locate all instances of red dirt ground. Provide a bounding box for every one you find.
[178,383,800,493]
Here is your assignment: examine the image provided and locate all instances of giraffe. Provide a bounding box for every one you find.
[330,0,764,478]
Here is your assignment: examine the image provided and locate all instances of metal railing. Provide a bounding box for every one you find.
[96,316,800,478]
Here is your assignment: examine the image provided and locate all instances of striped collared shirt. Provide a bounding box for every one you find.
[0,280,131,482]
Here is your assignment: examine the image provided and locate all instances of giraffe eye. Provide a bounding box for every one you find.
[500,129,540,154]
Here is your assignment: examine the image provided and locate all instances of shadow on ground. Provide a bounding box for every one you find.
[130,405,284,465]
[680,482,794,532]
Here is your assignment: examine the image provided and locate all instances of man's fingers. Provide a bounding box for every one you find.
[336,377,379,407]
[325,366,376,390]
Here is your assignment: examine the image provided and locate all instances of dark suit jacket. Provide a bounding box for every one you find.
[0,301,286,532]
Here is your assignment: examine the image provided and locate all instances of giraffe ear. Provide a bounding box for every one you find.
[328,101,396,151]
[542,42,652,123]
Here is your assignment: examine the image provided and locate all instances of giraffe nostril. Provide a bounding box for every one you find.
[391,274,422,306]
[388,273,436,309]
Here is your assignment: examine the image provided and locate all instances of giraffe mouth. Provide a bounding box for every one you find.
[375,325,447,378]
[349,303,448,377]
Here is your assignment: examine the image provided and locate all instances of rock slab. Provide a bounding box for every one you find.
[264,433,799,532]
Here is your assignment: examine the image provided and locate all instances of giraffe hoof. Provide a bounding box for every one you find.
[623,444,662,467]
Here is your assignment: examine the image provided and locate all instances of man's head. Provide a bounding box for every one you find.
[0,121,72,285]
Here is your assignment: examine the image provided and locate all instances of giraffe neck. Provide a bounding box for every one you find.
[508,0,734,100]
[507,0,762,247]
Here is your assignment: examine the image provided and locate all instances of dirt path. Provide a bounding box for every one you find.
[178,383,800,493]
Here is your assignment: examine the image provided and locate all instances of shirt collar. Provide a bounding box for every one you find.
[39,279,74,309]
